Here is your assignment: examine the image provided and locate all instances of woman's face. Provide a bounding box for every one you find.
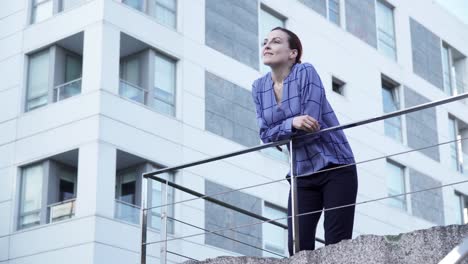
[262,29,296,67]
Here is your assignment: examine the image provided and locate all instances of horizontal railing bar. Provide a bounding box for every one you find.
[144,178,288,230]
[143,137,467,214]
[168,216,267,244]
[167,216,288,258]
[143,92,468,178]
[144,175,468,246]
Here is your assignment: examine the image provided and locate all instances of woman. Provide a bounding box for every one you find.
[251,27,358,256]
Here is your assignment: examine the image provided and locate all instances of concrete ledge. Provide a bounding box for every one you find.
[183,224,468,264]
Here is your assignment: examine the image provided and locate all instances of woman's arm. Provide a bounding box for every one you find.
[300,63,325,128]
[252,81,299,144]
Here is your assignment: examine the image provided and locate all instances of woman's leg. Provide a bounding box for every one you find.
[322,164,358,245]
[287,184,323,256]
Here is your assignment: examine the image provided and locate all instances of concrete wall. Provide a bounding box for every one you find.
[204,180,263,256]
[409,168,445,225]
[345,0,377,48]
[205,0,259,70]
[205,71,259,147]
[298,0,327,17]
[404,86,440,162]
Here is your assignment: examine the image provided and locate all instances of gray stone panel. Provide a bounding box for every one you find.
[204,179,263,256]
[298,0,327,17]
[205,71,259,147]
[205,0,259,70]
[345,0,377,48]
[409,18,444,90]
[404,86,440,162]
[408,168,444,225]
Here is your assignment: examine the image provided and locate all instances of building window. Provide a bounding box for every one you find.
[30,0,85,24]
[376,0,396,60]
[54,53,83,102]
[120,52,146,104]
[327,0,340,25]
[448,115,468,175]
[153,53,176,116]
[263,202,287,257]
[122,0,177,30]
[441,42,467,96]
[19,163,44,229]
[332,76,345,95]
[18,152,78,230]
[385,159,406,210]
[26,44,83,112]
[26,49,50,111]
[455,192,468,224]
[114,154,175,233]
[119,49,177,116]
[381,78,402,142]
[259,5,286,74]
[31,0,54,23]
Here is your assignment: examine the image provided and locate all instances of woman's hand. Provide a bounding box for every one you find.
[292,115,320,133]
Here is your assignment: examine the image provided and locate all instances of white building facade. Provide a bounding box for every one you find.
[1,0,468,262]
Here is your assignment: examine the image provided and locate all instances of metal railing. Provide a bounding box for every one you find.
[119,79,148,104]
[54,78,82,102]
[139,91,468,263]
[47,198,76,223]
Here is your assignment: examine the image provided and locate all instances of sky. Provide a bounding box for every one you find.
[434,0,468,25]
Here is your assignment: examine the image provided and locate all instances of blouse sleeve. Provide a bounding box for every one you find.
[300,63,325,128]
[252,80,300,144]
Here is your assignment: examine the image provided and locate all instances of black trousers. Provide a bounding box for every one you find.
[286,162,358,256]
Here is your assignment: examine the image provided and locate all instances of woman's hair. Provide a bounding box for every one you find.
[270,26,303,64]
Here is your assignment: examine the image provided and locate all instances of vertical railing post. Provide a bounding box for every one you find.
[140,176,148,264]
[289,139,300,253]
[160,176,169,264]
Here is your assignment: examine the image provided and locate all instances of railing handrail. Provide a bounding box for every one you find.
[119,78,147,92]
[47,198,77,208]
[145,175,296,232]
[54,77,82,89]
[115,198,142,209]
[143,92,468,179]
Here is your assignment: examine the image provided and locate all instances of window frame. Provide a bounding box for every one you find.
[326,0,341,26]
[120,0,178,30]
[381,76,405,144]
[17,159,78,231]
[118,48,178,117]
[25,45,83,112]
[375,0,397,61]
[385,159,408,211]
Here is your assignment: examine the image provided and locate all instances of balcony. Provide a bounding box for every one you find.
[54,78,82,102]
[114,199,140,225]
[119,79,148,105]
[48,198,76,223]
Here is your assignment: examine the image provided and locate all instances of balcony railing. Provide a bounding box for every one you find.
[137,91,468,263]
[54,78,82,102]
[119,79,148,104]
[48,198,76,223]
[115,199,141,225]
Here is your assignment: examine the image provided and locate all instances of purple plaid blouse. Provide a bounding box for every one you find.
[251,62,356,179]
